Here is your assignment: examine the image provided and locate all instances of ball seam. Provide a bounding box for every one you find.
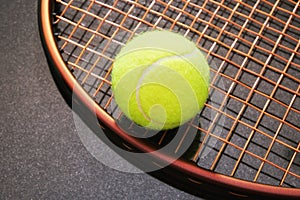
[135,47,207,127]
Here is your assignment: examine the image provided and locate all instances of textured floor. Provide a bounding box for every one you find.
[0,1,201,199]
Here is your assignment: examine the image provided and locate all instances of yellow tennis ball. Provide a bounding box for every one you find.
[111,30,210,130]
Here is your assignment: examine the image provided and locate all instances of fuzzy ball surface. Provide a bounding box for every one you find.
[111,30,210,130]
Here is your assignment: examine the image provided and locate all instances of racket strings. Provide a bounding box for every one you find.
[54,0,300,188]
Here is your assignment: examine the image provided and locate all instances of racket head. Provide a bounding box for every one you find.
[39,0,300,199]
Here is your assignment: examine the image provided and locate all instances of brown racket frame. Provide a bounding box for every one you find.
[39,0,300,199]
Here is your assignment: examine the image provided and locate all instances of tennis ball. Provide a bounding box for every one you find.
[111,30,210,130]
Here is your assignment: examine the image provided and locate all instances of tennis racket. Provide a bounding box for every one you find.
[39,0,300,199]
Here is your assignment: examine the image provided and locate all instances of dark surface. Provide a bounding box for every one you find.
[0,1,201,199]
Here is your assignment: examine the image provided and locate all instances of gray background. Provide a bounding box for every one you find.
[0,0,201,199]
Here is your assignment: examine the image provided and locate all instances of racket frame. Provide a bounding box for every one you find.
[38,0,300,199]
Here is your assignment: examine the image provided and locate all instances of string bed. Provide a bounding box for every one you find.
[53,0,300,188]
